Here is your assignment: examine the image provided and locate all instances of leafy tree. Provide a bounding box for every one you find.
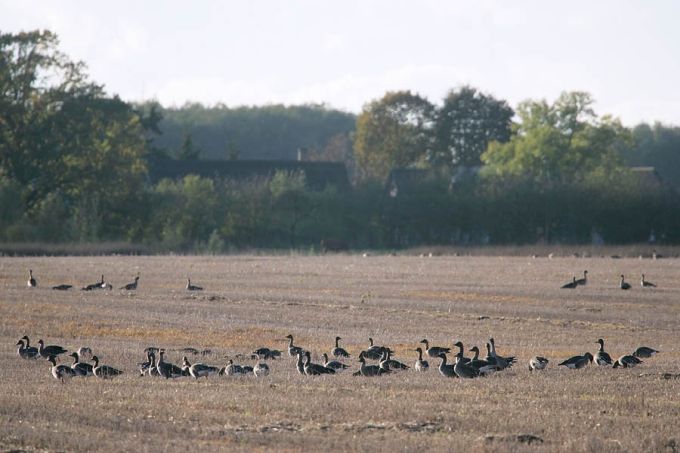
[432,86,514,167]
[270,170,311,247]
[620,122,680,187]
[353,91,436,181]
[178,132,201,160]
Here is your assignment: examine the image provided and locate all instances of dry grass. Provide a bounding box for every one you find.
[1,254,679,452]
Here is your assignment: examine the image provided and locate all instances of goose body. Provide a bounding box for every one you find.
[620,275,631,290]
[613,355,643,368]
[253,347,282,360]
[561,276,578,289]
[488,338,515,369]
[183,357,219,379]
[529,356,549,371]
[437,353,457,378]
[641,274,656,288]
[186,278,203,291]
[92,356,124,379]
[632,346,659,358]
[379,349,409,371]
[468,346,498,375]
[454,353,480,379]
[120,274,139,291]
[332,336,350,358]
[156,350,185,378]
[414,348,429,372]
[285,335,304,357]
[16,339,39,360]
[52,284,72,291]
[38,339,67,359]
[594,339,613,366]
[48,356,76,383]
[69,352,94,377]
[222,359,245,376]
[558,352,593,369]
[27,269,37,287]
[575,270,588,286]
[362,337,385,360]
[138,351,155,376]
[303,351,335,376]
[322,353,349,370]
[357,352,387,376]
[253,362,270,377]
[82,275,105,291]
[420,339,451,359]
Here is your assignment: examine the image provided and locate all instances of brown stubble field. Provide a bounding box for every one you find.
[0,254,679,452]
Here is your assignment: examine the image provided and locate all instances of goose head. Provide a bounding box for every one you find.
[453,341,464,349]
[584,352,594,362]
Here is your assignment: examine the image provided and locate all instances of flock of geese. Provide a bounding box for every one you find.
[16,333,660,384]
[561,270,657,289]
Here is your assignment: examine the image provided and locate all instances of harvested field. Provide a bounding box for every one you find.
[1,254,679,452]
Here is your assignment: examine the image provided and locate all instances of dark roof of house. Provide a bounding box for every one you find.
[147,158,350,191]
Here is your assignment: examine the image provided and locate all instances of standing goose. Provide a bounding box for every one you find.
[414,347,429,372]
[558,352,593,369]
[182,356,219,379]
[489,338,516,369]
[468,346,498,375]
[27,269,37,288]
[253,362,270,377]
[285,334,304,357]
[47,356,76,383]
[303,351,335,376]
[156,349,185,378]
[356,352,387,376]
[420,339,451,359]
[221,359,245,376]
[613,355,643,368]
[16,339,39,360]
[641,274,656,288]
[529,356,549,371]
[453,341,471,364]
[594,339,613,366]
[52,284,72,291]
[561,276,578,289]
[454,352,480,379]
[322,353,349,371]
[92,356,124,379]
[186,277,203,291]
[575,270,588,286]
[82,275,105,291]
[120,273,140,291]
[632,346,659,358]
[69,352,94,377]
[37,339,68,359]
[362,338,385,360]
[437,353,457,378]
[620,275,631,290]
[331,336,350,358]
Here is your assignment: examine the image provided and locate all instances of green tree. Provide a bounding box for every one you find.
[178,132,201,160]
[353,91,435,181]
[432,85,514,167]
[270,170,311,247]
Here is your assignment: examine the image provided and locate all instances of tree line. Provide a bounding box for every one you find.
[1,30,679,251]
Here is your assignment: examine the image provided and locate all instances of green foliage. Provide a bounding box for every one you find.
[621,123,680,187]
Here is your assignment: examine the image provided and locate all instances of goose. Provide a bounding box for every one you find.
[529,356,549,371]
[47,356,76,383]
[558,352,593,369]
[414,348,429,372]
[561,276,578,289]
[221,359,245,376]
[357,352,388,376]
[641,274,656,288]
[303,351,335,376]
[241,365,254,374]
[452,341,471,364]
[52,284,72,291]
[632,346,659,359]
[82,275,105,291]
[322,353,349,371]
[575,270,588,286]
[420,339,451,359]
[331,336,350,358]
[379,349,409,371]
[613,355,643,368]
[294,353,305,375]
[594,339,613,366]
[253,362,270,377]
[489,338,516,369]
[156,349,185,378]
[16,339,39,360]
[437,353,457,378]
[253,347,282,360]
[454,352,480,379]
[138,351,155,376]
[92,356,124,379]
[362,337,385,360]
[37,339,68,359]
[27,269,37,287]
[120,274,139,291]
[285,335,304,357]
[182,356,219,379]
[69,352,93,377]
[468,346,498,375]
[186,277,203,291]
[620,275,631,290]
[146,353,160,377]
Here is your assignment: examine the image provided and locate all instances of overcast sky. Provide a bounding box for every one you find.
[3,1,679,125]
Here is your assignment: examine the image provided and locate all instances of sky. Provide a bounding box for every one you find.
[2,1,679,125]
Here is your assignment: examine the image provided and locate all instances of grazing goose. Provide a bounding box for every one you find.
[468,346,498,375]
[82,275,105,291]
[489,338,516,369]
[558,352,593,369]
[594,339,613,366]
[221,359,245,376]
[357,352,388,376]
[294,353,305,375]
[303,351,335,376]
[156,349,185,378]
[69,352,94,377]
[620,275,631,290]
[362,338,385,360]
[414,347,429,372]
[632,346,659,359]
[253,347,282,360]
[120,273,139,291]
[52,284,72,291]
[322,353,349,371]
[641,274,656,288]
[285,335,304,357]
[561,276,578,289]
[454,352,480,379]
[253,362,270,377]
[379,349,409,371]
[420,339,451,359]
[182,356,219,379]
[186,277,203,291]
[48,356,76,383]
[453,342,471,364]
[37,339,68,359]
[529,356,549,371]
[92,356,124,379]
[332,336,350,358]
[16,339,39,360]
[613,355,643,368]
[437,353,457,378]
[575,270,588,286]
[27,269,37,287]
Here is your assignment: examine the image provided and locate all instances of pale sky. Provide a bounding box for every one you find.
[3,1,679,125]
